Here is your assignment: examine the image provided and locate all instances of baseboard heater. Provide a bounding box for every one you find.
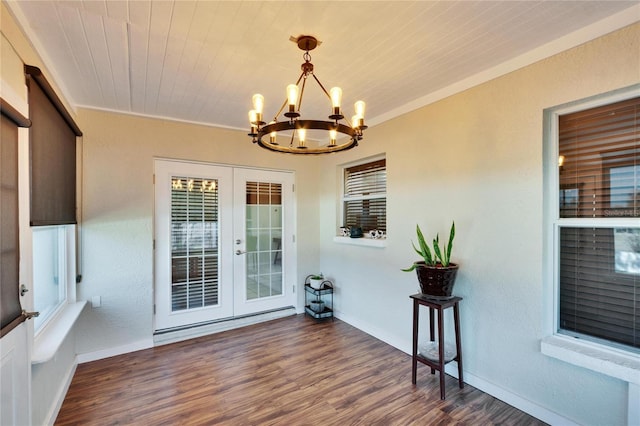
[153,306,296,346]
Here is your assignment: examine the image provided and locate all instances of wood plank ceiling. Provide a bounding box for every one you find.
[5,1,639,132]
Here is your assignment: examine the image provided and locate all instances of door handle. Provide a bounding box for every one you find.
[235,250,246,255]
[20,284,29,296]
[22,310,40,320]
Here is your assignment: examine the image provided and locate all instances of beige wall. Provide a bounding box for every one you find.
[75,108,322,352]
[3,0,639,422]
[317,23,639,426]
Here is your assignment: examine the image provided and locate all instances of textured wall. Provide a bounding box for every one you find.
[3,1,639,423]
[317,23,639,426]
[75,109,322,354]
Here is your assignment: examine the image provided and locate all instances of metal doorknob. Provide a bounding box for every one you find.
[235,250,246,255]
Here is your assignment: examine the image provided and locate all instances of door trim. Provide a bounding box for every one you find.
[153,158,298,332]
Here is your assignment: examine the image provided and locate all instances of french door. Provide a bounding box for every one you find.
[154,160,295,331]
[232,168,295,316]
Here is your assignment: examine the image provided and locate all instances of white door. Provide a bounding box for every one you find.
[0,324,30,426]
[154,160,234,330]
[154,161,296,331]
[1,116,32,425]
[233,168,296,316]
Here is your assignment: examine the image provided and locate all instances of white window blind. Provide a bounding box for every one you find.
[170,177,219,311]
[343,158,386,233]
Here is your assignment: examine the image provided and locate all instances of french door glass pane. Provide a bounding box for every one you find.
[245,181,282,300]
[170,176,219,311]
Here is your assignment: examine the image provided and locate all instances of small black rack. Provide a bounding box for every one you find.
[303,276,334,320]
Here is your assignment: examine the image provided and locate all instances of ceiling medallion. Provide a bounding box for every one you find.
[248,35,367,154]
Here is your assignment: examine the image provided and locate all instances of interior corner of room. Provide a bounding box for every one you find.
[1,1,639,426]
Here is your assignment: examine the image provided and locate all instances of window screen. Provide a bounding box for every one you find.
[1,114,23,335]
[1,99,31,337]
[26,65,82,226]
[343,158,386,233]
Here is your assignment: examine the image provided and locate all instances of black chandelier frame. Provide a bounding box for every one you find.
[248,35,367,154]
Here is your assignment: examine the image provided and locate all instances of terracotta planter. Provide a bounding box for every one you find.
[414,262,459,299]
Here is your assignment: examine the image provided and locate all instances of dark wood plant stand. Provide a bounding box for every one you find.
[410,294,463,400]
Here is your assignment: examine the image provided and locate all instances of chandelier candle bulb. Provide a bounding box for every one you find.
[330,129,337,146]
[269,121,277,144]
[248,110,258,135]
[287,84,298,112]
[298,128,306,148]
[330,87,343,115]
[252,94,264,123]
[355,100,366,119]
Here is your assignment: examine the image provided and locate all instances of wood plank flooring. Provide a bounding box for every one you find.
[56,315,546,425]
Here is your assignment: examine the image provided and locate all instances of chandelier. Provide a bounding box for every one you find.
[248,35,367,154]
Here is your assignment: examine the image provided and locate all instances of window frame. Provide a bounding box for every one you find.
[335,155,387,247]
[32,224,77,336]
[542,84,640,378]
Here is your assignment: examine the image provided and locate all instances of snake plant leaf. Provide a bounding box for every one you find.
[401,263,417,272]
[416,225,434,265]
[403,222,455,272]
[433,234,444,265]
[445,221,456,266]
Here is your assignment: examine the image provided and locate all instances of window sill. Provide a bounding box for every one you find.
[541,335,640,384]
[32,301,87,365]
[333,236,387,248]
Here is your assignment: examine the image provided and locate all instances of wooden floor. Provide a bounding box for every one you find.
[56,315,546,425]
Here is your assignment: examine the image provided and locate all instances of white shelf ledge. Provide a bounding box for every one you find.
[32,301,87,364]
[333,236,387,248]
[541,335,640,384]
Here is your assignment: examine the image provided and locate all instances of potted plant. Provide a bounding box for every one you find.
[402,222,458,299]
[308,274,325,290]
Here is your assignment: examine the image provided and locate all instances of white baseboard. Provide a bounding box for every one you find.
[334,310,411,354]
[153,308,297,346]
[447,366,578,426]
[335,310,575,426]
[77,338,154,364]
[43,359,77,426]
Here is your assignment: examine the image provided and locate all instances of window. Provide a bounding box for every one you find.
[32,225,75,332]
[342,158,386,234]
[25,66,81,333]
[550,93,639,352]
